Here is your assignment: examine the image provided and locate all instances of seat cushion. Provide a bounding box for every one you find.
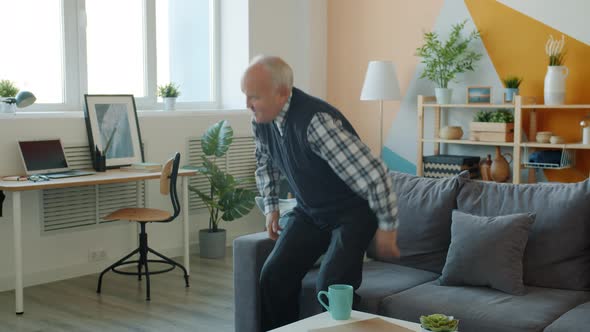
[545,301,590,332]
[103,207,171,222]
[439,210,535,295]
[367,172,465,273]
[379,281,590,332]
[457,178,590,290]
[298,261,440,318]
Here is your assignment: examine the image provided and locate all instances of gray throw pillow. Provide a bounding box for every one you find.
[439,210,535,295]
[366,171,467,273]
[457,178,590,290]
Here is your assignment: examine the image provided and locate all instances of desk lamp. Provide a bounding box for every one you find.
[360,61,401,157]
[1,90,37,108]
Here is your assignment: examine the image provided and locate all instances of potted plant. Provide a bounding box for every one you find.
[0,80,19,113]
[157,82,180,111]
[502,76,523,103]
[415,20,482,104]
[420,313,459,332]
[469,109,515,142]
[544,34,568,105]
[186,120,256,258]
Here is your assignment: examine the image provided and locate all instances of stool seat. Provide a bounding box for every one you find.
[104,208,171,222]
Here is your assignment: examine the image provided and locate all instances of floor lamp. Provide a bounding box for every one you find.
[360,61,401,157]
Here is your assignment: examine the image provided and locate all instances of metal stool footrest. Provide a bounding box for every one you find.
[111,259,177,276]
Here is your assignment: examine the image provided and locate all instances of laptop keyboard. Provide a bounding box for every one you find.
[45,170,96,179]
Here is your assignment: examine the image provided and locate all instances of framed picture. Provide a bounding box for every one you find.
[84,94,144,168]
[466,86,492,104]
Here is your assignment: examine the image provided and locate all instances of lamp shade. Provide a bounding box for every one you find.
[15,91,36,108]
[360,61,401,101]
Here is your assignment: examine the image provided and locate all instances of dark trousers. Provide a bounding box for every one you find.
[259,206,378,331]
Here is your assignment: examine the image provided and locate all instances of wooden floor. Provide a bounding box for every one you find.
[0,252,234,332]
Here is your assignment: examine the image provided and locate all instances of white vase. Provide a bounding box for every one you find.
[544,66,568,105]
[163,97,177,111]
[435,88,452,105]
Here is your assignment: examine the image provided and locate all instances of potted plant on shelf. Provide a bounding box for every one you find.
[502,76,523,103]
[416,20,482,104]
[420,313,459,332]
[185,120,256,259]
[157,82,180,111]
[544,34,568,105]
[0,80,19,113]
[470,109,515,142]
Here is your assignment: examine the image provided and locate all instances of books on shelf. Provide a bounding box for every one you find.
[119,162,162,172]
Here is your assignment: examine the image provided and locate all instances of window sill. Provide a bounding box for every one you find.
[0,108,250,120]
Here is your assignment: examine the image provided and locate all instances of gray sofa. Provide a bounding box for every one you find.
[233,172,590,332]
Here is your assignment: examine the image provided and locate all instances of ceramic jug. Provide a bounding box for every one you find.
[544,66,569,105]
[491,146,512,183]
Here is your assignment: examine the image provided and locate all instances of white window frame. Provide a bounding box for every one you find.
[21,0,219,112]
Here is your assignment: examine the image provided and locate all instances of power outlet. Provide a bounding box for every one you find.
[88,249,107,262]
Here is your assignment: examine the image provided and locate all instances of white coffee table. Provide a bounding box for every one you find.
[270,310,421,331]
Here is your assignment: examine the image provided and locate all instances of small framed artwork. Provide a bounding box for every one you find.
[84,94,144,168]
[466,86,492,104]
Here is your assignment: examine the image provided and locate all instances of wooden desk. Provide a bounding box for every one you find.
[0,169,196,314]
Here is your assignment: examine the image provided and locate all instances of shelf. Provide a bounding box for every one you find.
[422,103,515,109]
[522,104,590,109]
[522,162,572,170]
[422,138,515,147]
[521,142,590,150]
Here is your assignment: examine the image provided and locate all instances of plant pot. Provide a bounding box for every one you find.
[439,126,463,140]
[421,328,459,332]
[199,228,226,259]
[163,97,177,111]
[504,88,519,102]
[435,88,452,104]
[544,65,568,105]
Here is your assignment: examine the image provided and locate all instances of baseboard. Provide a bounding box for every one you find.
[0,237,249,292]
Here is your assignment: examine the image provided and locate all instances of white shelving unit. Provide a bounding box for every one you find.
[416,95,590,183]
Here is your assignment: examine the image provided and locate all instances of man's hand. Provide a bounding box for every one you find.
[266,211,281,241]
[374,229,400,258]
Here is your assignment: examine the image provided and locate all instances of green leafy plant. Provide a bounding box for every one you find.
[503,76,523,89]
[0,80,19,97]
[415,20,482,88]
[420,314,459,332]
[474,109,514,123]
[157,82,181,98]
[546,35,566,66]
[185,120,256,232]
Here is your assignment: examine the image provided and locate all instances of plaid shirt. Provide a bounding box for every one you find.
[252,95,398,231]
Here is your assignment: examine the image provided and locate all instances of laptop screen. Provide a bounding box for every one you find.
[18,139,69,174]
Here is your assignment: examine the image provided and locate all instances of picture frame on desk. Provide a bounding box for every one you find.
[467,86,492,104]
[84,94,144,168]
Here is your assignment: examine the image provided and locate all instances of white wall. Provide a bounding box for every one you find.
[0,0,328,291]
[248,0,327,98]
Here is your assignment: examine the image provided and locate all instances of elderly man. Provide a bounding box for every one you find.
[242,55,400,331]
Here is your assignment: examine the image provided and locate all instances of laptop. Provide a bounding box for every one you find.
[18,139,96,179]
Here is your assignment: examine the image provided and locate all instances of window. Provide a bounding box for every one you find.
[0,0,218,111]
[0,0,64,104]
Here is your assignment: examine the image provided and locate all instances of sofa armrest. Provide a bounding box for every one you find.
[233,232,275,332]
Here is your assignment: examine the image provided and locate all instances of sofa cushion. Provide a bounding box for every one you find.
[299,261,440,318]
[457,178,590,290]
[367,172,464,273]
[439,210,535,295]
[379,280,590,332]
[545,301,590,332]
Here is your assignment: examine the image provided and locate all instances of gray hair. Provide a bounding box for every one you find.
[247,55,294,90]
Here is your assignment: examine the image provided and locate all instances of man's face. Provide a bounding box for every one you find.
[242,65,288,123]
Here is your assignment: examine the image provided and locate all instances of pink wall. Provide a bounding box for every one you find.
[327,0,444,154]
